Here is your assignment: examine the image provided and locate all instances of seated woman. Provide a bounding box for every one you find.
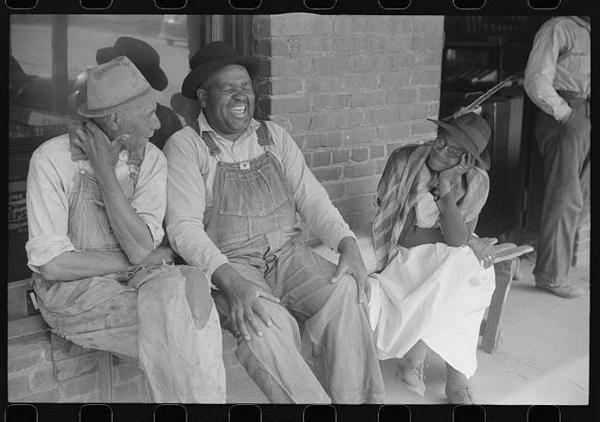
[368,112,497,404]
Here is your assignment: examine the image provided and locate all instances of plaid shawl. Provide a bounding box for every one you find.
[372,143,490,271]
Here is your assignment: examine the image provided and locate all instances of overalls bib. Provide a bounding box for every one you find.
[192,120,299,252]
[32,148,226,403]
[190,122,385,404]
[32,154,142,354]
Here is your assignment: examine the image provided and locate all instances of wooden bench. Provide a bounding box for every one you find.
[7,279,256,403]
[7,238,532,402]
[7,279,150,402]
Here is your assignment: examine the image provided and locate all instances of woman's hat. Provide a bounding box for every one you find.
[181,41,259,99]
[428,112,492,170]
[78,56,160,118]
[96,36,168,91]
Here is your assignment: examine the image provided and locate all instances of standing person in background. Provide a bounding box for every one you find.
[524,16,590,298]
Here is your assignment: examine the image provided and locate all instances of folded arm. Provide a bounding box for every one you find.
[39,250,132,281]
[72,123,160,264]
[399,207,477,248]
[26,147,136,280]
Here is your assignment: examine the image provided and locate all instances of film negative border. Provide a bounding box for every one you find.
[1,1,596,422]
[1,0,593,14]
[0,403,576,421]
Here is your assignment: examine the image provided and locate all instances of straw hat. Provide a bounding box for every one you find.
[78,56,160,118]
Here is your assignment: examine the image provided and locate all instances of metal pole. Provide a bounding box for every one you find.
[51,15,69,113]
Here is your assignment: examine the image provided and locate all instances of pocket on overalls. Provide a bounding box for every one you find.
[218,166,288,218]
[68,178,113,250]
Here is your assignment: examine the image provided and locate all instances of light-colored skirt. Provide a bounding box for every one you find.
[367,243,495,378]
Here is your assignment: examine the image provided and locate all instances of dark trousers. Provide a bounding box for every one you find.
[533,92,590,287]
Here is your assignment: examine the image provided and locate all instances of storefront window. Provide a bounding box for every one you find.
[9,14,254,281]
[9,14,254,282]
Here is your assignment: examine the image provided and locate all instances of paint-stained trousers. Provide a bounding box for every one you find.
[33,264,226,403]
[533,91,590,287]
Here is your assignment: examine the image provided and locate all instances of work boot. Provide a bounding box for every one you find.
[536,283,586,299]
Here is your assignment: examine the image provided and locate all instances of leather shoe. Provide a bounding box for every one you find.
[536,283,585,299]
[397,359,426,397]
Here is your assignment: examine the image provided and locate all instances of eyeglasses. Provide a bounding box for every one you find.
[433,137,466,158]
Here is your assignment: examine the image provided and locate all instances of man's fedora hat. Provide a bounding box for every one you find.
[96,36,168,91]
[78,56,160,118]
[181,41,259,99]
[428,112,492,170]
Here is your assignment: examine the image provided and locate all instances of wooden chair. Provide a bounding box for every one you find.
[479,243,534,353]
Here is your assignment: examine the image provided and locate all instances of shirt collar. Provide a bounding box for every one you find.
[569,16,590,31]
[196,112,260,143]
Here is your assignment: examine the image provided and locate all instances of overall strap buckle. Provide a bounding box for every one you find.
[255,121,274,147]
[190,120,222,157]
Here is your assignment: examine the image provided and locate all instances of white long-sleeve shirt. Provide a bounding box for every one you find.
[524,16,590,122]
[26,134,167,272]
[163,113,355,278]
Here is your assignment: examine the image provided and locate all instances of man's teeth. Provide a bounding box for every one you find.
[231,105,246,113]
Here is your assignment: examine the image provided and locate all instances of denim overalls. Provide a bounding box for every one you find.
[191,121,385,404]
[32,147,225,403]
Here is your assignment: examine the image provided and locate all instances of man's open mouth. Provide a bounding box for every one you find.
[229,104,247,117]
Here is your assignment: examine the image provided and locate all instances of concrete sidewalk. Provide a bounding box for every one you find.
[226,255,590,405]
[382,256,589,405]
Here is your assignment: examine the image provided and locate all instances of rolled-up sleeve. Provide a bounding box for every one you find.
[163,132,229,279]
[25,149,75,272]
[524,20,573,122]
[131,147,167,249]
[270,123,356,250]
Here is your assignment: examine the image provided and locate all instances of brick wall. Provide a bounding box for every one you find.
[7,313,262,403]
[7,323,152,403]
[252,14,444,233]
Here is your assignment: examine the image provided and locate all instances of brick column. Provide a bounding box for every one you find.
[252,14,444,233]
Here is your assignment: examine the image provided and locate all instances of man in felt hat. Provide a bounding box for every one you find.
[524,16,590,298]
[164,42,385,404]
[70,36,182,150]
[26,56,225,403]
